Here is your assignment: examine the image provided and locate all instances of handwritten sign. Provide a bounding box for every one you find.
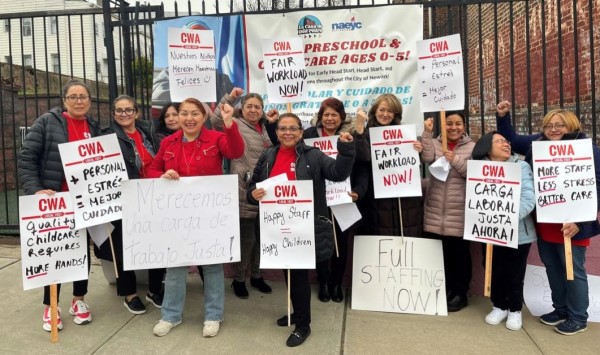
[370,125,422,198]
[19,193,88,291]
[58,134,128,229]
[532,139,597,222]
[464,160,521,249]
[262,37,308,103]
[304,136,352,206]
[168,27,216,102]
[259,181,315,269]
[417,34,464,112]
[524,264,600,322]
[351,235,447,316]
[120,176,240,270]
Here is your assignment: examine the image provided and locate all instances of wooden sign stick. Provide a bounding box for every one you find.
[50,284,59,343]
[440,111,448,153]
[107,224,119,278]
[484,244,493,297]
[331,213,339,258]
[287,269,291,327]
[564,237,574,280]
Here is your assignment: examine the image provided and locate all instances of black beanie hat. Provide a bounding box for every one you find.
[472,131,500,160]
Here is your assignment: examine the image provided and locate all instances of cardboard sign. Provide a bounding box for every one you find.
[464,160,521,249]
[120,176,240,270]
[259,181,315,269]
[167,27,216,102]
[532,139,597,222]
[262,37,307,103]
[19,193,88,291]
[369,125,422,198]
[352,235,447,316]
[417,34,465,112]
[304,136,352,206]
[58,134,128,229]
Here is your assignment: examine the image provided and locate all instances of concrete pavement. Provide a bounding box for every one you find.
[0,240,597,354]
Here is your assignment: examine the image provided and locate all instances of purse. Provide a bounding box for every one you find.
[314,215,334,263]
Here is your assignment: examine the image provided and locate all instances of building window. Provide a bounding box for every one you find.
[22,18,32,37]
[4,19,10,32]
[49,17,57,35]
[23,55,32,67]
[51,54,59,73]
[94,23,104,38]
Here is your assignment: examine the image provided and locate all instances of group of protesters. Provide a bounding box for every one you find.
[18,80,597,347]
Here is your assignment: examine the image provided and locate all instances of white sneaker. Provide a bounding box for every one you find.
[506,311,522,331]
[485,307,508,325]
[69,299,92,325]
[42,306,63,332]
[153,319,181,337]
[203,320,221,338]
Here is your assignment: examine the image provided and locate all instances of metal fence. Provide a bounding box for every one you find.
[0,0,598,231]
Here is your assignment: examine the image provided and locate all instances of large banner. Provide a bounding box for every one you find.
[532,139,597,222]
[120,176,240,270]
[352,235,447,316]
[259,181,315,269]
[58,134,128,229]
[19,193,88,290]
[369,125,422,198]
[464,160,521,249]
[152,5,423,130]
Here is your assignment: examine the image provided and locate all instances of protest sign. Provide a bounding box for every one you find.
[259,181,315,269]
[352,235,447,316]
[304,136,352,206]
[19,193,88,291]
[464,160,521,249]
[120,175,240,270]
[58,134,128,229]
[370,125,422,198]
[262,37,307,103]
[532,139,597,222]
[167,27,216,102]
[417,34,465,112]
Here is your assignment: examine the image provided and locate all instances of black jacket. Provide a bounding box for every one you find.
[18,108,101,195]
[248,140,355,218]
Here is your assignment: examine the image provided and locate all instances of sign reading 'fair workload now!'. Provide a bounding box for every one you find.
[262,37,308,103]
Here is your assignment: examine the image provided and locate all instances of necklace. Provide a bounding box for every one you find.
[67,116,89,141]
[181,139,199,175]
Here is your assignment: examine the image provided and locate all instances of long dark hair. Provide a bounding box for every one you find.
[157,102,180,133]
[317,97,346,132]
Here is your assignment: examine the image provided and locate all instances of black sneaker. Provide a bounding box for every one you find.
[250,277,272,294]
[232,280,249,299]
[277,314,297,327]
[540,309,568,326]
[554,318,587,335]
[146,292,163,309]
[124,296,146,315]
[286,327,311,347]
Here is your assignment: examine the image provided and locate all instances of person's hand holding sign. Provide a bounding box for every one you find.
[561,223,580,238]
[161,169,180,180]
[252,188,266,201]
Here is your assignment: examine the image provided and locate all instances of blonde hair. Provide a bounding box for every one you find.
[541,109,581,132]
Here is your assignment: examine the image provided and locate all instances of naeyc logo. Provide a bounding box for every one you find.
[331,17,362,32]
[297,15,323,38]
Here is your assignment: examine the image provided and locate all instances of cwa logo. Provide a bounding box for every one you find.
[331,17,362,31]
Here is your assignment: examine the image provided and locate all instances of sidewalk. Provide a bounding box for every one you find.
[0,240,597,354]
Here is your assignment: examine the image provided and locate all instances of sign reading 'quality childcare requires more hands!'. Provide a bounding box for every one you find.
[370,125,422,198]
[259,181,315,269]
[262,37,308,103]
[532,139,597,222]
[120,176,240,270]
[59,134,128,230]
[19,193,88,291]
[168,27,216,103]
[304,136,352,206]
[464,160,522,249]
[417,34,464,112]
[352,236,447,316]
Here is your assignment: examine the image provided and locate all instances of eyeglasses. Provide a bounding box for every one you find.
[114,108,136,116]
[277,126,301,133]
[244,104,262,111]
[65,95,90,103]
[179,111,203,118]
[493,138,510,145]
[543,123,566,131]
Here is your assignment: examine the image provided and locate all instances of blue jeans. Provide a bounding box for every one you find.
[538,238,589,324]
[161,264,224,323]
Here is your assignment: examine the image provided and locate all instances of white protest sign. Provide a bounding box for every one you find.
[259,181,315,269]
[352,235,447,316]
[19,193,88,291]
[532,139,597,222]
[121,176,240,270]
[417,34,464,112]
[304,136,352,206]
[168,27,216,102]
[370,125,422,198]
[262,37,308,103]
[330,203,362,232]
[464,160,521,249]
[58,134,128,229]
[524,264,600,322]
